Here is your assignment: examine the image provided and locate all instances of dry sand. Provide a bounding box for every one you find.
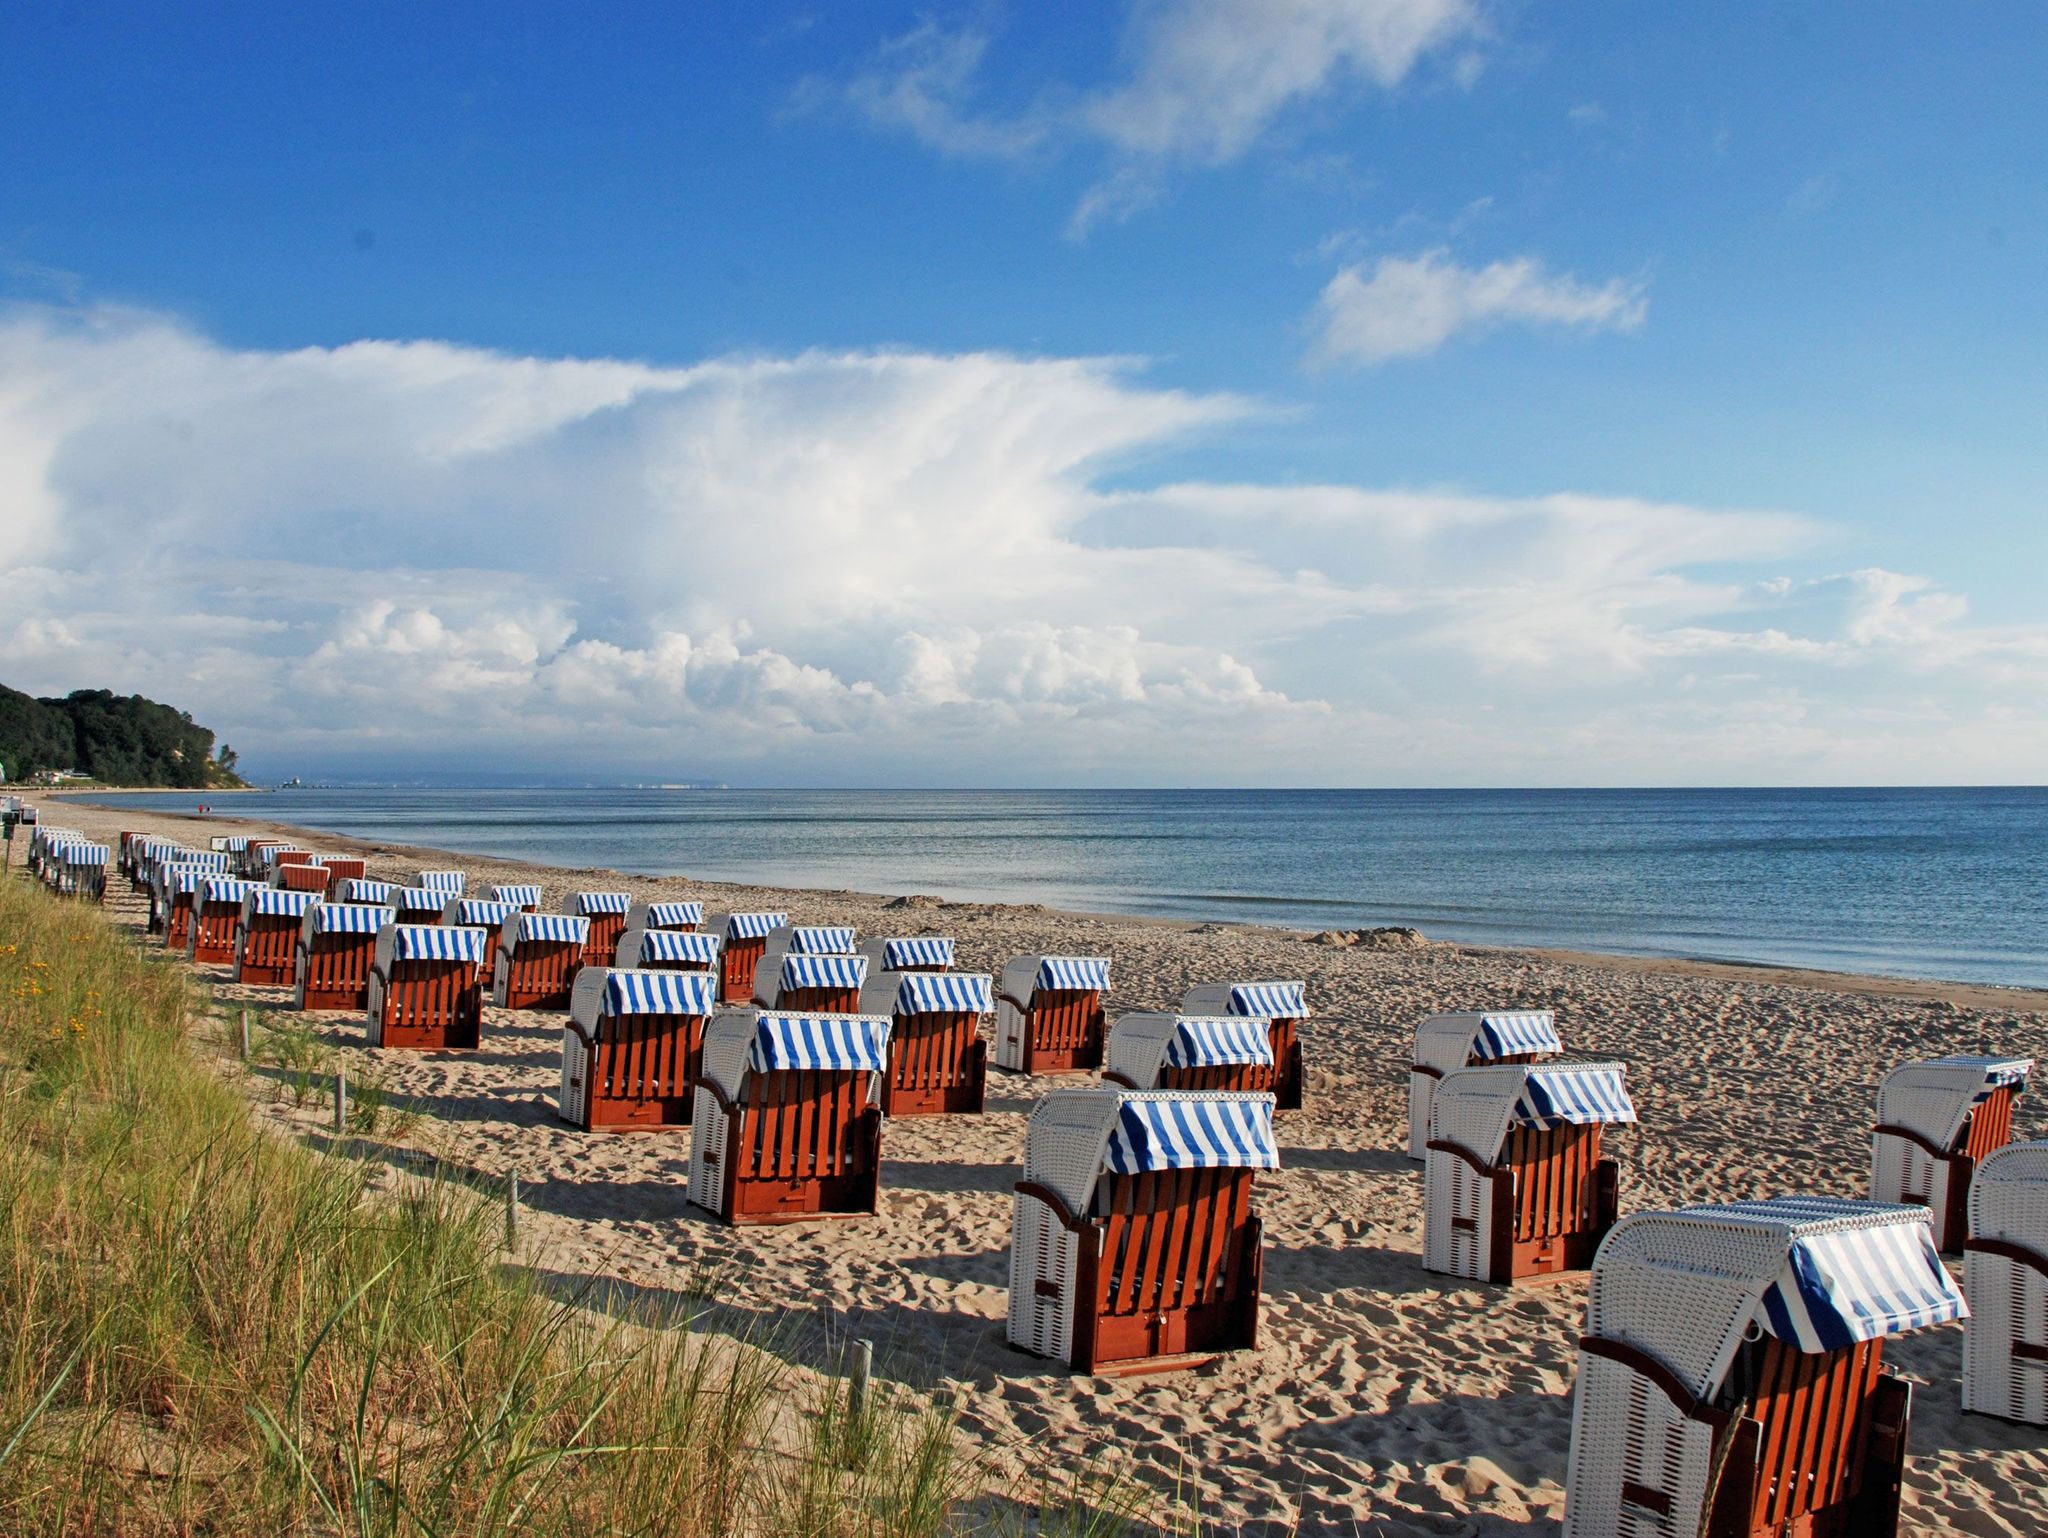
[30,793,2048,1536]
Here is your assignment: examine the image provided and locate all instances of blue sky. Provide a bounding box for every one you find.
[2,3,2043,784]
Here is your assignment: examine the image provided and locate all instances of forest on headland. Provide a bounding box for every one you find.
[0,683,247,788]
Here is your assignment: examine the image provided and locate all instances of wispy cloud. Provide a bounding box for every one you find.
[818,0,1486,235]
[1311,248,1647,363]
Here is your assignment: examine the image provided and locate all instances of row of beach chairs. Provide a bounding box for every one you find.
[61,828,2048,1536]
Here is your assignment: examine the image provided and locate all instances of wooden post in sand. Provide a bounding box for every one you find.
[239,1008,251,1061]
[333,1070,348,1135]
[504,1170,520,1254]
[848,1338,872,1422]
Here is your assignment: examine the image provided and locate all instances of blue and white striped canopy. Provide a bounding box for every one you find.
[312,903,388,935]
[1511,1064,1636,1128]
[417,870,467,894]
[882,936,955,969]
[640,930,721,964]
[1931,1054,2034,1099]
[516,913,590,945]
[1104,1095,1280,1176]
[390,925,489,963]
[247,887,319,917]
[601,969,717,1017]
[789,925,857,955]
[491,884,542,908]
[62,842,109,865]
[748,1013,891,1073]
[169,867,208,894]
[1474,1011,1561,1059]
[340,879,397,904]
[723,911,788,939]
[451,899,519,930]
[390,887,444,914]
[1224,982,1308,1018]
[1036,956,1111,993]
[214,836,249,853]
[1165,1016,1276,1068]
[571,890,631,915]
[894,971,994,1014]
[645,901,704,928]
[201,877,257,905]
[779,954,868,990]
[1695,1198,1968,1352]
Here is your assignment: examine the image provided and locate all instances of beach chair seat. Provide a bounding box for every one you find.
[365,924,488,1049]
[687,1009,890,1224]
[276,859,332,893]
[1963,1140,2048,1424]
[562,891,632,974]
[1181,981,1309,1110]
[493,913,591,1011]
[705,911,790,1004]
[316,856,367,893]
[859,969,992,1116]
[1872,1055,2032,1253]
[625,898,703,933]
[491,883,542,913]
[189,877,258,965]
[237,887,320,985]
[753,951,868,1013]
[994,955,1111,1074]
[294,903,387,1010]
[1105,1013,1278,1097]
[1425,1061,1633,1284]
[389,886,446,923]
[1008,1088,1277,1374]
[612,926,722,973]
[1408,1010,1561,1160]
[859,935,956,973]
[560,968,719,1131]
[416,869,467,899]
[443,898,520,988]
[1565,1198,1965,1538]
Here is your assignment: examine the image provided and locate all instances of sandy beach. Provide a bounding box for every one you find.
[29,792,2048,1536]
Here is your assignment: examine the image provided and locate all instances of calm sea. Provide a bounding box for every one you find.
[72,786,2048,989]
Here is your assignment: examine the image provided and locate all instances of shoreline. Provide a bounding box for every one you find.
[52,790,2048,1013]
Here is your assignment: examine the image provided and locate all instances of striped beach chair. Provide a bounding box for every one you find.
[156,865,213,948]
[754,951,868,1013]
[444,898,521,989]
[560,968,719,1132]
[338,878,398,907]
[1105,1014,1278,1097]
[237,887,321,985]
[626,898,703,933]
[1872,1055,2033,1253]
[705,911,790,1004]
[491,883,543,913]
[1181,980,1308,1110]
[1008,1088,1277,1374]
[1963,1140,2048,1424]
[1408,1009,1561,1160]
[276,859,332,894]
[859,935,955,973]
[416,869,467,899]
[859,968,993,1116]
[687,1009,891,1225]
[295,903,387,1011]
[58,840,110,902]
[1565,1199,1964,1538]
[1425,1062,1634,1284]
[116,831,147,889]
[493,913,591,1011]
[389,886,446,923]
[366,924,489,1049]
[612,927,722,974]
[562,891,631,974]
[994,955,1111,1074]
[267,848,316,880]
[756,924,859,977]
[189,877,258,964]
[315,856,367,892]
[240,840,289,877]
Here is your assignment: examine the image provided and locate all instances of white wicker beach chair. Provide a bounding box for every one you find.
[1425,1061,1633,1284]
[492,913,590,1010]
[702,911,791,1004]
[613,926,722,973]
[189,877,258,963]
[237,886,320,985]
[857,969,993,1116]
[994,955,1112,1074]
[1181,980,1309,1109]
[1872,1055,2033,1252]
[859,935,956,972]
[625,898,703,933]
[416,869,467,898]
[490,883,542,912]
[560,890,631,972]
[365,924,489,1048]
[1565,1197,1965,1538]
[1408,1009,1561,1160]
[295,902,387,1010]
[560,967,719,1131]
[752,951,868,1011]
[686,1007,891,1224]
[1963,1139,2048,1424]
[388,886,445,923]
[1104,1013,1278,1097]
[1007,1088,1277,1374]
[337,878,398,907]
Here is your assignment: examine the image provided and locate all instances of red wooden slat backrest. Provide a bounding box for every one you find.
[772,984,863,1014]
[738,1070,867,1181]
[581,914,627,970]
[722,936,767,1002]
[388,959,473,1027]
[192,902,242,959]
[1094,1169,1252,1320]
[1160,1061,1280,1096]
[594,1012,703,1101]
[506,939,581,1000]
[278,863,330,892]
[307,934,376,992]
[1504,1123,1604,1243]
[1740,1336,1884,1533]
[243,915,298,971]
[1030,989,1102,1055]
[1962,1085,2016,1162]
[889,1011,978,1095]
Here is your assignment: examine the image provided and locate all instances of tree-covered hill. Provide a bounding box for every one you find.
[0,685,247,788]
